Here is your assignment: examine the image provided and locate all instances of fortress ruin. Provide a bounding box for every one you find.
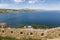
[0,23,60,40]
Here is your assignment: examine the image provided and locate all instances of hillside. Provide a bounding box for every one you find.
[0,9,38,13]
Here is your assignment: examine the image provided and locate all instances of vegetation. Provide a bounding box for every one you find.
[0,9,37,13]
[31,24,57,29]
[0,25,8,28]
[0,36,17,40]
[20,38,40,40]
[17,24,57,29]
[18,24,25,28]
[0,36,41,40]
[0,23,57,29]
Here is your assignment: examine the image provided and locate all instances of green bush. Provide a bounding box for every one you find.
[18,24,57,29]
[18,24,25,28]
[31,24,57,29]
[0,36,17,40]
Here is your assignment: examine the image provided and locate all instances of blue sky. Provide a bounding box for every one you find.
[0,0,60,10]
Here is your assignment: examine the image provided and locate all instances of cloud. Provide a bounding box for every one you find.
[0,4,9,8]
[28,0,37,3]
[28,0,46,4]
[14,0,23,3]
[28,1,35,3]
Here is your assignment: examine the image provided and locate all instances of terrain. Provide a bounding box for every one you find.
[0,9,38,13]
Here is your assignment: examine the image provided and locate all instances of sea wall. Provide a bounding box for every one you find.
[0,27,60,40]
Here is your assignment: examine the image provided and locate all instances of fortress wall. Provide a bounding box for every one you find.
[0,28,7,37]
[54,28,60,38]
[46,28,60,40]
[46,29,56,39]
[0,28,60,40]
[0,28,16,37]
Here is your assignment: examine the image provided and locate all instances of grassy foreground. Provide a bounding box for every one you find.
[0,36,40,40]
[0,36,17,40]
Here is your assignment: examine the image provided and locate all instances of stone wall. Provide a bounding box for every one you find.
[0,27,60,40]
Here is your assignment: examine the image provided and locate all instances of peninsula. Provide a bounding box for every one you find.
[0,9,38,13]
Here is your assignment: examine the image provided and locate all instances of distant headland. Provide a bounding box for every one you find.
[0,9,38,13]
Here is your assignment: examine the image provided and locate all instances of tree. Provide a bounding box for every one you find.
[48,26,57,29]
[18,24,24,28]
[31,24,37,29]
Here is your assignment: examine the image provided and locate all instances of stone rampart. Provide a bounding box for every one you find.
[0,27,60,40]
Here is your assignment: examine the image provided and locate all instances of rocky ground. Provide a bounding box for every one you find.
[47,37,60,40]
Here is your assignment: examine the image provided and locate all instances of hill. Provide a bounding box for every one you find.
[0,9,38,13]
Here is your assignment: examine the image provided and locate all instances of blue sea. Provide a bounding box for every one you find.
[0,10,60,27]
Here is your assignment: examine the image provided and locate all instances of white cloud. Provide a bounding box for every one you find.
[14,0,23,3]
[0,4,9,8]
[28,0,46,4]
[28,0,37,3]
[28,1,35,3]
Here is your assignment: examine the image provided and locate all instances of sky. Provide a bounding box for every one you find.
[0,0,60,10]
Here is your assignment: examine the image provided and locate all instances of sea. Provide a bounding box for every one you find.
[0,10,60,27]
